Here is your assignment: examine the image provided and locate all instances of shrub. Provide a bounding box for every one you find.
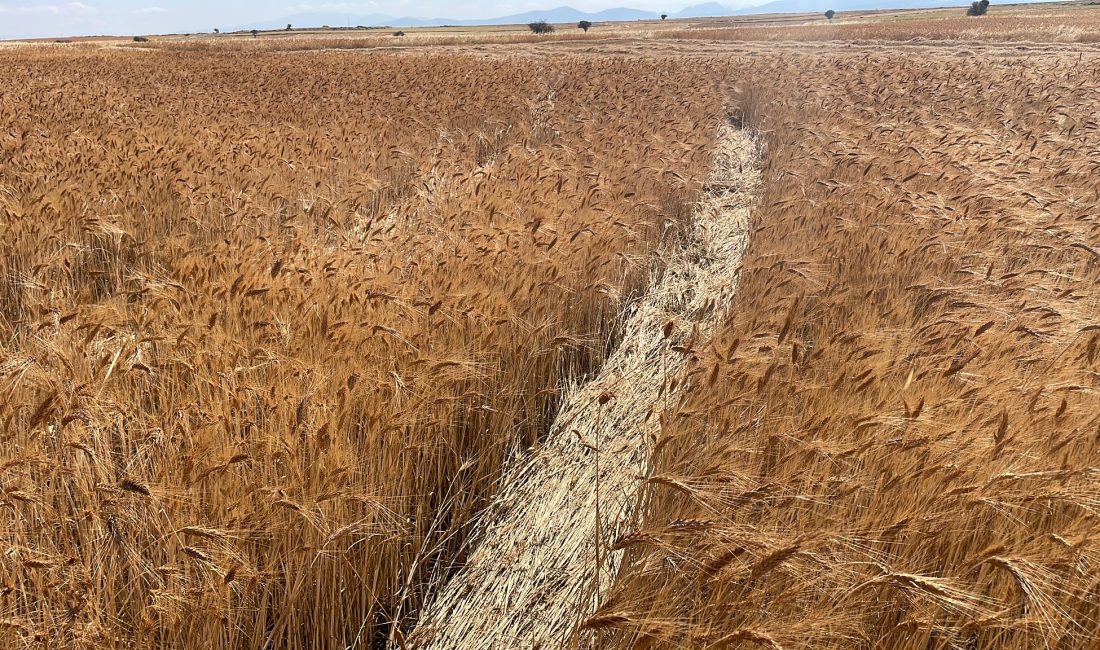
[967,0,990,15]
[528,20,554,34]
[661,13,668,20]
[394,31,406,37]
[825,9,836,19]
[578,20,593,32]
[133,36,149,42]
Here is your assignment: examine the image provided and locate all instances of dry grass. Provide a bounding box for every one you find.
[594,46,1100,650]
[137,12,1100,51]
[668,11,1100,43]
[143,30,614,51]
[0,48,721,649]
[47,5,1100,53]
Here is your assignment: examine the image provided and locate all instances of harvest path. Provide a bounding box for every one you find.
[409,125,761,649]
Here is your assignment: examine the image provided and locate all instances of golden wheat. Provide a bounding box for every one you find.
[0,48,719,649]
[5,10,1100,650]
[596,43,1100,650]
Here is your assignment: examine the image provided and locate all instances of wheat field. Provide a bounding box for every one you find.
[592,43,1100,650]
[3,5,1100,650]
[0,49,720,648]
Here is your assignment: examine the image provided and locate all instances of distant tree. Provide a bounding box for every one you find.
[133,36,149,42]
[393,30,406,37]
[966,0,990,15]
[825,9,835,20]
[286,23,293,30]
[213,28,219,34]
[661,13,668,20]
[578,20,593,32]
[250,29,259,37]
[528,20,554,34]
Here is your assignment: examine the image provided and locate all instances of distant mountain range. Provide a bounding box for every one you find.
[231,0,996,32]
[728,0,982,14]
[231,7,662,32]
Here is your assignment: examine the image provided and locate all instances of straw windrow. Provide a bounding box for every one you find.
[410,125,761,649]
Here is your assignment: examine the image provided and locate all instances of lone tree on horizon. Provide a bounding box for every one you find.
[286,23,293,30]
[250,29,258,37]
[661,13,668,20]
[528,20,554,34]
[966,0,990,15]
[825,9,835,20]
[578,20,593,32]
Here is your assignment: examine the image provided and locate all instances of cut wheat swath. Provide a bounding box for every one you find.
[409,124,761,649]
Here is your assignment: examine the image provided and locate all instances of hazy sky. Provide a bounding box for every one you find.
[0,0,721,38]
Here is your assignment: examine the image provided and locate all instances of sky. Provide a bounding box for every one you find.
[0,0,718,38]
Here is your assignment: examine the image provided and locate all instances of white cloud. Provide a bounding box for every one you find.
[135,6,167,13]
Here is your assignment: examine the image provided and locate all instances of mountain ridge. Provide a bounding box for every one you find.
[231,6,664,31]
